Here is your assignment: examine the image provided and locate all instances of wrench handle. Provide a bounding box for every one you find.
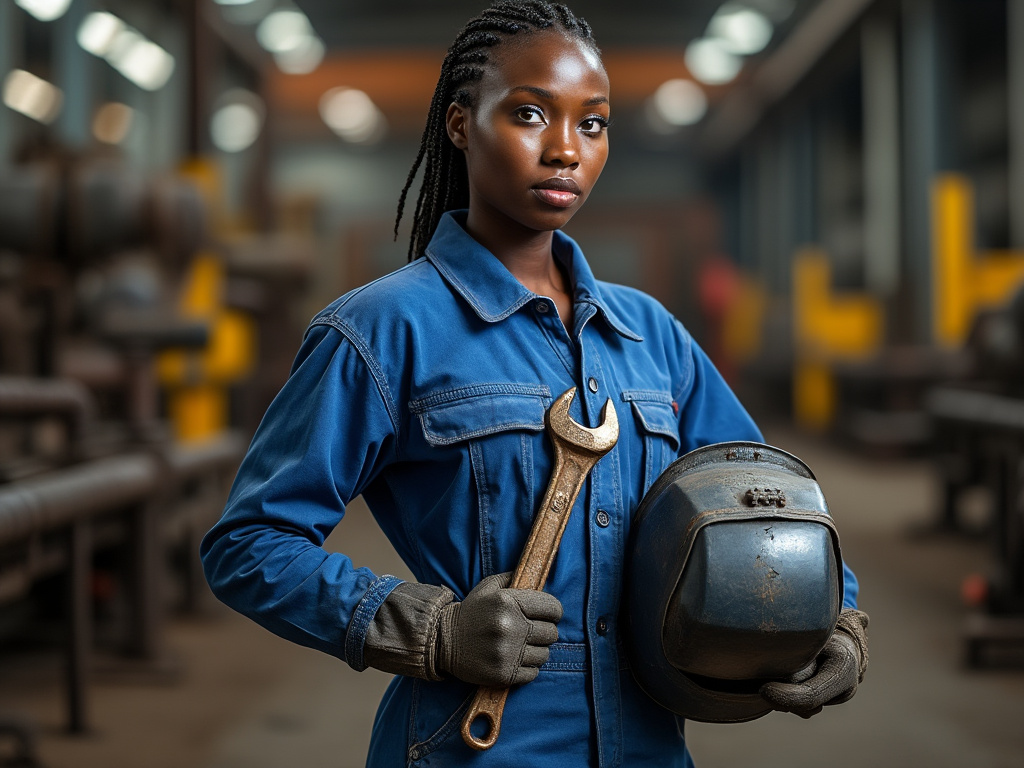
[461,685,509,751]
[461,447,591,750]
[460,391,618,751]
[511,448,587,590]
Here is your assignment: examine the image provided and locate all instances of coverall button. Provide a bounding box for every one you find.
[536,301,549,313]
[596,617,609,635]
[587,377,599,393]
[596,509,610,528]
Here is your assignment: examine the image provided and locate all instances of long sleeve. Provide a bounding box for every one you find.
[673,327,763,452]
[200,323,403,665]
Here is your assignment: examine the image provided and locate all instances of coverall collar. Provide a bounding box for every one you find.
[425,210,644,342]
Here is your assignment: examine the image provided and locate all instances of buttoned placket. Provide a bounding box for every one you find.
[572,301,626,768]
[534,293,627,767]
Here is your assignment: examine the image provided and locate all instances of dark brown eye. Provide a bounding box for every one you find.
[515,106,544,123]
[580,116,609,136]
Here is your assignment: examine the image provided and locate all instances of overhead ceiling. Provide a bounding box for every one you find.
[292,0,729,50]
[256,0,828,150]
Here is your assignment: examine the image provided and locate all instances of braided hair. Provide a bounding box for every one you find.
[395,1,599,260]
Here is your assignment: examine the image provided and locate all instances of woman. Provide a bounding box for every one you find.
[201,3,866,766]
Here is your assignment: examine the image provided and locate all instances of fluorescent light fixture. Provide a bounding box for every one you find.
[77,12,126,57]
[708,4,774,56]
[112,39,176,91]
[3,69,63,124]
[652,79,707,126]
[274,36,325,74]
[92,102,135,144]
[257,10,313,54]
[14,0,73,22]
[685,38,743,85]
[319,87,386,144]
[218,0,275,25]
[213,0,257,5]
[210,90,265,153]
[79,15,175,91]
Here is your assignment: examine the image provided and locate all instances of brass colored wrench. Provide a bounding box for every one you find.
[461,386,619,751]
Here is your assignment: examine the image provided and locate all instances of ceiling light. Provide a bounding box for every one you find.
[92,102,135,144]
[110,38,175,91]
[79,15,175,91]
[210,90,265,153]
[652,79,707,126]
[685,38,743,85]
[274,36,325,75]
[219,0,275,25]
[708,4,774,56]
[3,69,63,124]
[257,10,313,54]
[77,12,126,57]
[319,87,386,144]
[14,0,73,22]
[750,0,796,23]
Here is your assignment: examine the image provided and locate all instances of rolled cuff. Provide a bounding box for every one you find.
[344,574,405,671]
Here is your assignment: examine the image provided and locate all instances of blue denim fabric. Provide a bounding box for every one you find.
[201,211,859,767]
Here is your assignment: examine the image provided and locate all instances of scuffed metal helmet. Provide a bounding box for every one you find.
[625,441,843,723]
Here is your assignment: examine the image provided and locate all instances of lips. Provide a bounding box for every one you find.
[534,177,582,195]
[533,177,582,208]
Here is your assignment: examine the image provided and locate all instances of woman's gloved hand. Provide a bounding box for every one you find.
[435,572,562,686]
[361,573,562,687]
[759,609,869,718]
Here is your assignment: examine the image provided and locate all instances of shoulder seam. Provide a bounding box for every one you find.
[672,318,695,402]
[308,315,404,451]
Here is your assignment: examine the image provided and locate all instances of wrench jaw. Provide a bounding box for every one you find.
[547,387,620,455]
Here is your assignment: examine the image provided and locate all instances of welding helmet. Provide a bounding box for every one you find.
[625,441,843,723]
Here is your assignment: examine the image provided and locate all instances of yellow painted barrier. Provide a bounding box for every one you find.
[792,248,883,430]
[157,252,256,441]
[932,174,1024,347]
[720,274,768,366]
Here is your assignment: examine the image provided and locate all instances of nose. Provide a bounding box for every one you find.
[541,121,580,168]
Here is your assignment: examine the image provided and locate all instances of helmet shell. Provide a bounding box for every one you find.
[626,441,842,722]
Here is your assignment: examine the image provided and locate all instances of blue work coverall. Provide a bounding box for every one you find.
[201,210,859,768]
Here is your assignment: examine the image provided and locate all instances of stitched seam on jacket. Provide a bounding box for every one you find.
[308,316,403,451]
[420,421,545,447]
[408,691,475,763]
[344,574,404,671]
[408,382,550,411]
[672,319,695,403]
[620,389,674,404]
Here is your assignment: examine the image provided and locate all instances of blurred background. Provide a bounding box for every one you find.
[1,0,1023,766]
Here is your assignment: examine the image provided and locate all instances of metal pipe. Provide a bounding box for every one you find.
[0,376,97,442]
[0,454,161,546]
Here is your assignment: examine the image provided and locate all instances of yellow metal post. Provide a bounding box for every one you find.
[932,174,1024,348]
[792,248,883,430]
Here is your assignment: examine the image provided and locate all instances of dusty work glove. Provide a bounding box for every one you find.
[362,573,562,686]
[759,609,869,718]
[435,572,563,687]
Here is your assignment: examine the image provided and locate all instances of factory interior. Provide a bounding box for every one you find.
[1,0,1024,766]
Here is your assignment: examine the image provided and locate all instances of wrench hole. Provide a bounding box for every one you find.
[465,711,498,749]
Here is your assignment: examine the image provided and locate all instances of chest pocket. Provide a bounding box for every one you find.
[623,390,681,497]
[410,383,549,579]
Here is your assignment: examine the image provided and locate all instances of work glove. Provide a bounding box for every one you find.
[759,608,869,718]
[435,572,563,686]
[362,573,562,687]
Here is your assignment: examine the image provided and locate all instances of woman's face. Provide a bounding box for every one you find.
[448,31,610,236]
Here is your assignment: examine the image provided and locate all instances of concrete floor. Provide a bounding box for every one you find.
[2,424,1023,768]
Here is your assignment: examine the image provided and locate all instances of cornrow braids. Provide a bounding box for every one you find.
[395,1,598,260]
